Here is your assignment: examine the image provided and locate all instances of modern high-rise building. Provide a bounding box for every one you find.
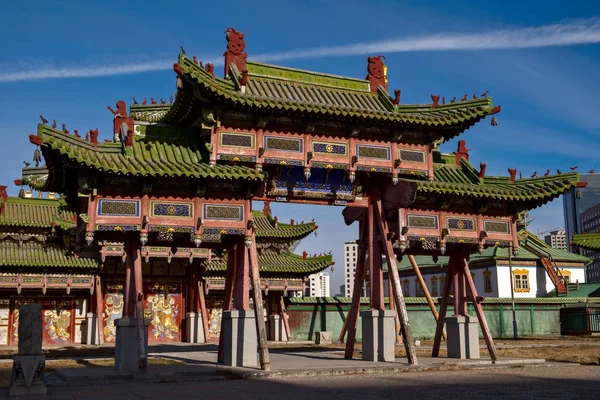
[563,172,600,282]
[307,272,330,297]
[544,229,567,251]
[344,241,359,297]
[579,203,600,282]
[563,172,600,246]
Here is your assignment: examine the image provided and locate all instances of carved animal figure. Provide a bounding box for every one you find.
[89,129,99,145]
[23,161,30,168]
[393,89,401,105]
[205,63,215,77]
[557,169,562,174]
[74,129,80,138]
[508,168,517,182]
[366,55,387,92]
[481,90,489,97]
[151,98,157,104]
[39,115,48,125]
[544,169,550,177]
[223,27,248,76]
[160,98,166,105]
[461,94,468,101]
[473,92,478,100]
[33,148,42,167]
[193,55,199,65]
[450,96,456,104]
[570,166,578,170]
[132,98,138,104]
[431,94,440,108]
[442,96,445,105]
[170,96,173,103]
[456,140,471,160]
[490,116,498,126]
[531,171,537,178]
[62,124,69,134]
[142,98,147,105]
[108,100,135,147]
[478,162,487,178]
[52,119,57,129]
[180,45,186,55]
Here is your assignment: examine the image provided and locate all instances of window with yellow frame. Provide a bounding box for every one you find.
[559,269,571,285]
[513,268,530,293]
[483,269,492,293]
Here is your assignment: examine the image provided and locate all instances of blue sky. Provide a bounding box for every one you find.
[1,0,600,293]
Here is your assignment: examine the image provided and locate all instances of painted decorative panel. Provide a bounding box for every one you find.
[399,149,426,163]
[144,283,181,343]
[312,141,348,156]
[447,218,476,231]
[43,300,73,344]
[152,202,192,218]
[407,214,438,229]
[356,144,390,160]
[149,225,194,242]
[263,158,304,166]
[98,200,140,216]
[103,291,124,343]
[264,136,302,152]
[203,204,243,221]
[0,299,8,345]
[269,166,354,200]
[484,220,510,234]
[96,224,140,232]
[219,131,255,148]
[217,154,256,162]
[356,165,391,173]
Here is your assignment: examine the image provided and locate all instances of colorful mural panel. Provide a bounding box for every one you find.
[103,292,124,343]
[145,283,181,343]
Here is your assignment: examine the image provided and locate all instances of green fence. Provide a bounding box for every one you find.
[286,297,600,341]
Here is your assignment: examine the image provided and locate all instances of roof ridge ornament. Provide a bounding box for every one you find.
[366,55,387,92]
[224,27,248,78]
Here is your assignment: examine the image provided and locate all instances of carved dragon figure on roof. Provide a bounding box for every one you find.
[224,27,247,77]
[366,55,387,92]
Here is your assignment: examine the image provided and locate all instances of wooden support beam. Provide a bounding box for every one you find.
[461,255,499,361]
[218,245,237,363]
[344,220,367,358]
[408,255,445,340]
[432,258,453,357]
[279,295,291,341]
[374,196,417,365]
[95,275,104,345]
[197,280,210,343]
[388,276,402,343]
[248,236,271,371]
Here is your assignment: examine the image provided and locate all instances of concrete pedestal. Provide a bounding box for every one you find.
[85,313,101,345]
[465,316,481,359]
[114,317,150,374]
[446,316,467,359]
[360,309,395,362]
[185,312,206,343]
[222,310,258,368]
[9,355,47,397]
[268,315,288,342]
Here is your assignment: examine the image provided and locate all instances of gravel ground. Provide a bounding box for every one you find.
[3,364,598,400]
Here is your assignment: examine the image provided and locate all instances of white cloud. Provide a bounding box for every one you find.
[2,18,600,83]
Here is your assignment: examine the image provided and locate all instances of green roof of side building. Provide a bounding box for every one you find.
[252,210,317,239]
[0,240,98,269]
[203,251,332,276]
[572,233,600,251]
[0,196,76,229]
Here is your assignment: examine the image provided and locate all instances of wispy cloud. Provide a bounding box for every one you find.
[2,18,600,83]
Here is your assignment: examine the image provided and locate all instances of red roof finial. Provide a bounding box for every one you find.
[366,55,387,92]
[454,140,471,165]
[263,201,271,216]
[0,185,7,215]
[224,27,248,77]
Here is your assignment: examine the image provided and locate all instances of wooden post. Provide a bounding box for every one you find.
[95,275,104,345]
[279,295,291,341]
[344,221,367,358]
[233,241,250,310]
[461,255,499,361]
[374,196,417,365]
[128,238,147,372]
[124,252,135,317]
[218,245,237,363]
[248,236,271,371]
[388,275,401,343]
[368,200,384,309]
[432,258,453,357]
[408,255,446,340]
[197,280,210,343]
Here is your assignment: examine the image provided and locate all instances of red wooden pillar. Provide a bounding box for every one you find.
[124,252,135,317]
[432,257,453,357]
[218,245,238,362]
[248,234,271,370]
[369,196,384,309]
[278,294,291,341]
[233,240,250,310]
[197,280,210,343]
[95,275,105,345]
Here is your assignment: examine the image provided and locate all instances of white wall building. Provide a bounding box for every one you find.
[544,229,567,251]
[308,272,330,297]
[344,241,359,297]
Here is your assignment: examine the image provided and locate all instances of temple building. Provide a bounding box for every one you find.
[0,188,331,346]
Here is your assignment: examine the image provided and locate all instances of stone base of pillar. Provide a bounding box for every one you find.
[465,316,481,359]
[446,316,467,359]
[185,312,206,343]
[114,317,151,374]
[268,315,288,342]
[222,310,258,367]
[9,355,47,397]
[360,309,395,362]
[84,312,101,345]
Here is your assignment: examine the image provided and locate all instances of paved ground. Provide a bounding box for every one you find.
[3,364,599,399]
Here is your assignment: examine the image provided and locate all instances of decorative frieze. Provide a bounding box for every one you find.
[98,200,140,216]
[203,204,243,221]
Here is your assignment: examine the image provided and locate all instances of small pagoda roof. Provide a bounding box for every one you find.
[402,154,580,207]
[0,240,98,269]
[252,210,317,240]
[384,230,588,273]
[31,124,264,183]
[0,196,76,230]
[203,250,332,276]
[132,54,499,141]
[572,233,600,251]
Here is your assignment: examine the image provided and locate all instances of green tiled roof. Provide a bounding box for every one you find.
[21,167,49,190]
[0,240,98,269]
[546,283,600,298]
[138,54,499,137]
[0,197,76,229]
[572,233,600,251]
[288,297,600,305]
[252,210,317,239]
[409,157,580,203]
[35,125,264,181]
[204,250,332,276]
